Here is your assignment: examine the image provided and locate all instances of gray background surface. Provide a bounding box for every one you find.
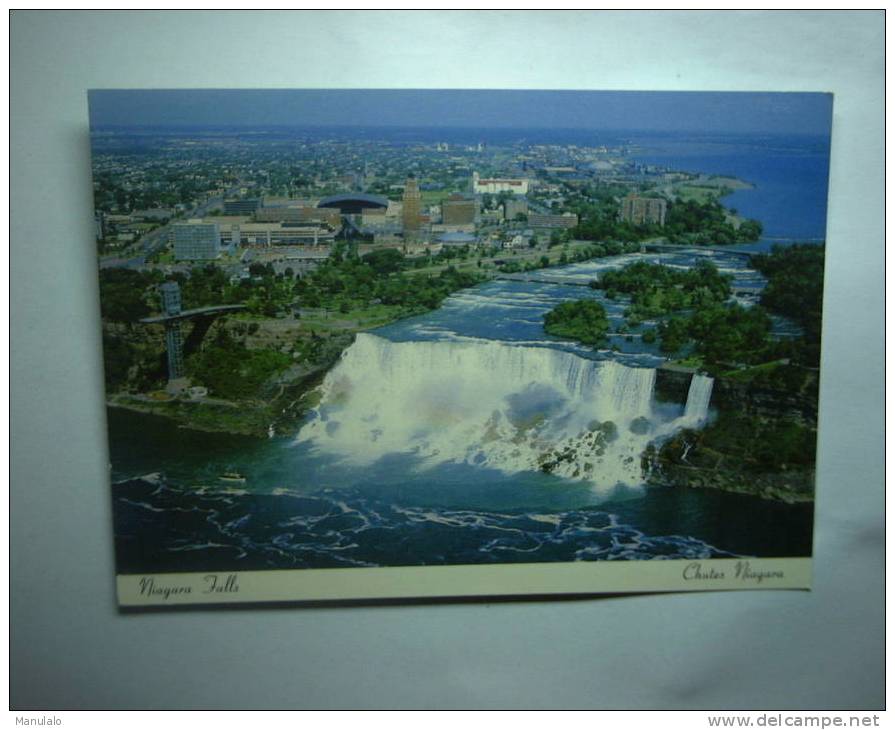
[10,11,884,710]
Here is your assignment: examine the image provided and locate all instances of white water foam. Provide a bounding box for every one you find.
[682,373,714,427]
[296,333,712,493]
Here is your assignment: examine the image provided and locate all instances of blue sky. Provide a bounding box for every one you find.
[88,89,833,136]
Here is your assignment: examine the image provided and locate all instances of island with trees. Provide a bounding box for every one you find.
[544,300,611,346]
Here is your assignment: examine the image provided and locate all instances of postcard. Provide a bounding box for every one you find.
[89,90,830,606]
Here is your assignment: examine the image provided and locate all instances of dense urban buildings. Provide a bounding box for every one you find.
[92,125,742,277]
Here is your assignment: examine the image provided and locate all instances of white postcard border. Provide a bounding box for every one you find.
[118,557,811,606]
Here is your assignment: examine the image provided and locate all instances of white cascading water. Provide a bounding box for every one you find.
[296,333,712,493]
[682,373,714,427]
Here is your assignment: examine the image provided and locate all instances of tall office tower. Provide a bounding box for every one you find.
[402,177,421,236]
[159,281,185,381]
[172,220,221,261]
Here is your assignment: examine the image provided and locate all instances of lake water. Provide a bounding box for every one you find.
[629,133,831,240]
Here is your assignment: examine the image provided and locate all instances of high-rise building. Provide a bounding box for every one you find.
[172,220,220,260]
[402,177,421,236]
[441,194,477,225]
[619,194,667,226]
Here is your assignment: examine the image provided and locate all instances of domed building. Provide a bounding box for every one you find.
[316,193,389,215]
[437,231,477,248]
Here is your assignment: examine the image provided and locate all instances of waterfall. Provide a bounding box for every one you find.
[683,374,714,427]
[296,334,705,492]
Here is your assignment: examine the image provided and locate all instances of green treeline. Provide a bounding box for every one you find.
[543,300,611,346]
[545,245,825,388]
[185,330,292,400]
[664,199,762,245]
[174,263,295,318]
[752,244,825,367]
[99,249,485,396]
[495,241,642,274]
[295,254,482,314]
[660,244,825,374]
[99,268,164,322]
[98,264,295,322]
[591,259,776,369]
[560,240,642,262]
[657,306,774,369]
[594,247,824,375]
[659,410,817,474]
[564,183,654,242]
[592,259,732,323]
[544,259,772,366]
[98,247,484,326]
[566,187,762,245]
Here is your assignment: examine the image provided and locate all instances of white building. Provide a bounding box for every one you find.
[172,220,220,261]
[472,172,530,196]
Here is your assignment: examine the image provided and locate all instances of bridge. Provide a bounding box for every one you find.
[139,282,246,384]
[140,304,247,325]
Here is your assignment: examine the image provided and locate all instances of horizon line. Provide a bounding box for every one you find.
[89,122,831,135]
